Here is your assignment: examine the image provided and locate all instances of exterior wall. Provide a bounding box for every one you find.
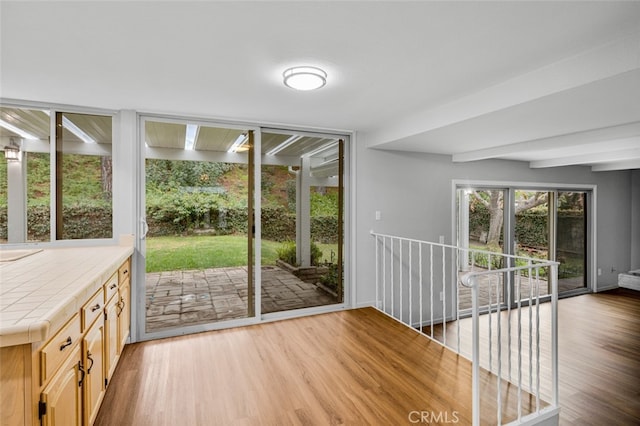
[354,134,633,306]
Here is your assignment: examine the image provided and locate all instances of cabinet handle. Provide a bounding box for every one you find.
[116,298,126,317]
[78,361,85,387]
[60,336,72,351]
[87,351,95,374]
[109,283,117,290]
[91,303,101,312]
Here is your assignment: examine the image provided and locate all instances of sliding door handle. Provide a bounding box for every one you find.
[141,218,149,239]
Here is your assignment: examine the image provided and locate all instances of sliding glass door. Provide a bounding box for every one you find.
[260,130,344,314]
[141,118,255,336]
[556,191,587,293]
[458,185,590,311]
[138,118,349,338]
[457,188,507,310]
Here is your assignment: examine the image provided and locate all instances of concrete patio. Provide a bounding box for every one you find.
[145,265,337,333]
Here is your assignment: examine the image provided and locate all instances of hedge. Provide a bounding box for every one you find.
[0,205,112,241]
[147,207,338,244]
[469,208,585,251]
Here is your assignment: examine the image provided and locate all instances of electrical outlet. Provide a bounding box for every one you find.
[439,291,443,301]
[439,235,445,244]
[597,268,602,276]
[375,210,381,221]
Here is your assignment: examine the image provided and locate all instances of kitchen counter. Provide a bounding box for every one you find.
[0,237,134,347]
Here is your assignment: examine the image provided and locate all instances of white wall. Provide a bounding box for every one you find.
[632,169,640,271]
[354,136,633,306]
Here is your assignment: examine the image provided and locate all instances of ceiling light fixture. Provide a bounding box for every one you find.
[283,66,327,91]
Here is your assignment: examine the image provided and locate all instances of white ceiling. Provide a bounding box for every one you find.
[1,1,639,171]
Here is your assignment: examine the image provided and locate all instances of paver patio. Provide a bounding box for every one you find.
[145,265,337,333]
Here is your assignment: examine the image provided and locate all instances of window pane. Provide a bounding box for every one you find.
[56,112,112,240]
[0,106,50,244]
[27,151,50,242]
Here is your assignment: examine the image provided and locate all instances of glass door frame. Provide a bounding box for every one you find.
[135,115,352,342]
[136,115,262,341]
[454,180,596,314]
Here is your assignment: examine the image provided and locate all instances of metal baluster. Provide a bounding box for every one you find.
[409,241,413,328]
[442,245,446,346]
[488,254,493,371]
[430,245,434,340]
[400,240,403,323]
[375,236,379,309]
[383,237,386,313]
[497,269,502,426]
[517,269,523,421]
[391,238,394,318]
[419,243,423,334]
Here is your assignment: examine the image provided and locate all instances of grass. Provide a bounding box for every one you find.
[146,235,339,273]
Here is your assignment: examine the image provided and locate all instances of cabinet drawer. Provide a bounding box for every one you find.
[82,290,104,332]
[40,314,81,386]
[118,259,130,284]
[104,272,118,303]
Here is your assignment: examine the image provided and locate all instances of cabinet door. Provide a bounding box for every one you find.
[104,295,119,382]
[117,279,131,353]
[40,345,82,426]
[83,319,105,426]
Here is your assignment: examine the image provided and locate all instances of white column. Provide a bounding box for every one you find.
[7,150,27,243]
[296,156,311,267]
[113,110,137,238]
[113,110,138,342]
[460,190,470,271]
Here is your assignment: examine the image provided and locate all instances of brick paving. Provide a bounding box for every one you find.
[145,265,336,333]
[457,268,585,310]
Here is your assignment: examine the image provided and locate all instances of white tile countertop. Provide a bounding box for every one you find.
[0,237,134,347]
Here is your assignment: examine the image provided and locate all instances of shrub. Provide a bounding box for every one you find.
[276,241,323,266]
[320,263,340,292]
[276,241,298,266]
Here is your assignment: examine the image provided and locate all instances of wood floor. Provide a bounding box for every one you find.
[95,307,538,426]
[554,289,640,425]
[433,288,640,425]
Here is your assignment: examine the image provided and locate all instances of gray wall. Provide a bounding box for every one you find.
[354,136,633,306]
[632,169,640,271]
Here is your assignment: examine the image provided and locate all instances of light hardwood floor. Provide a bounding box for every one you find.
[95,307,538,425]
[433,288,640,425]
[96,289,639,425]
[554,288,640,425]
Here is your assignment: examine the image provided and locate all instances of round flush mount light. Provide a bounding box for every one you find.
[283,66,327,91]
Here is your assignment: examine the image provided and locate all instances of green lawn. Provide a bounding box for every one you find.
[146,235,339,273]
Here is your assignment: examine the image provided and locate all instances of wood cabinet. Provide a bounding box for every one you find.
[39,258,130,426]
[82,316,105,426]
[39,345,82,426]
[117,278,131,354]
[104,295,119,382]
[0,256,132,426]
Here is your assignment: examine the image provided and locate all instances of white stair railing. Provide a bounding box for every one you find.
[371,231,560,426]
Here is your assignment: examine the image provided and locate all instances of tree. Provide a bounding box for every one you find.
[101,156,112,198]
[472,190,548,247]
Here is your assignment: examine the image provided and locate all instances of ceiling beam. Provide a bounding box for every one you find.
[530,147,640,168]
[592,160,640,172]
[368,30,640,149]
[452,122,640,163]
